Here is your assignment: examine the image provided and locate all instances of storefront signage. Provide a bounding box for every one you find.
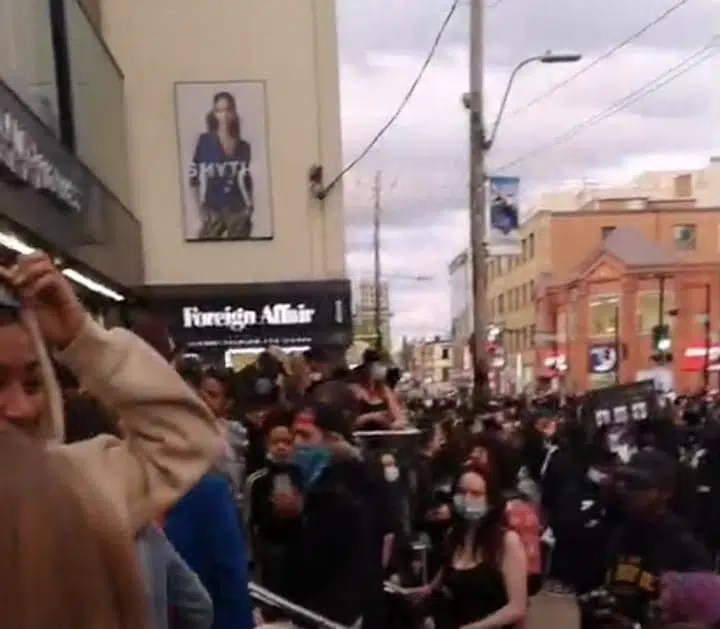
[0,110,81,211]
[166,280,353,350]
[588,344,618,374]
[0,80,87,213]
[681,343,720,372]
[182,303,317,331]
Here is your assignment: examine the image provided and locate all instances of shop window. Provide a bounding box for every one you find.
[673,224,697,250]
[589,296,620,337]
[567,302,577,340]
[556,311,567,342]
[0,0,59,134]
[64,0,131,204]
[636,291,674,334]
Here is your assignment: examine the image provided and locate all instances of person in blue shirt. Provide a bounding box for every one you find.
[165,473,254,629]
[189,91,254,241]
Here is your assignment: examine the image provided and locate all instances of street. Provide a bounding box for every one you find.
[528,592,578,629]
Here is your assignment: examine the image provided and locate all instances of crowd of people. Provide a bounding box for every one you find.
[5,252,720,629]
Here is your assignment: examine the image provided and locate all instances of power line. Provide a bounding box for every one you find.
[319,0,461,197]
[507,0,695,117]
[495,39,718,173]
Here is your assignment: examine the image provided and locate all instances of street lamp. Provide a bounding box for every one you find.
[463,49,581,407]
[468,51,583,151]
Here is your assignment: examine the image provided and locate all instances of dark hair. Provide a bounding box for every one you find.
[176,357,204,391]
[202,366,233,398]
[206,91,240,137]
[446,468,508,568]
[262,407,294,438]
[64,396,120,443]
[0,306,21,326]
[304,347,329,363]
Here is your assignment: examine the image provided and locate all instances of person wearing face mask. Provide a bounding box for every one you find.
[351,349,406,429]
[405,469,527,629]
[285,403,376,626]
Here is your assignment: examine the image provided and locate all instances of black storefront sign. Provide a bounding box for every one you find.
[166,280,353,350]
[0,79,99,247]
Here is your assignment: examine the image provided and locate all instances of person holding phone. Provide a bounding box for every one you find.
[245,410,303,596]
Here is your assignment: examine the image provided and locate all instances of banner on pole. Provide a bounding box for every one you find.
[485,176,521,255]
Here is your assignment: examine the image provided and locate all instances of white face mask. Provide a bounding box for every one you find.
[370,363,388,381]
[384,466,400,483]
[453,494,489,521]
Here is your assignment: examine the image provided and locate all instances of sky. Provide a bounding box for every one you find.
[335,0,720,346]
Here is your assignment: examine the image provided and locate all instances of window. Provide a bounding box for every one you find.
[528,233,535,258]
[521,283,528,305]
[0,0,59,135]
[529,324,536,347]
[556,311,567,342]
[601,226,616,239]
[441,367,451,382]
[673,224,697,250]
[441,347,450,360]
[567,302,577,340]
[529,280,536,299]
[521,239,527,262]
[589,296,620,337]
[498,293,504,314]
[520,328,527,349]
[636,291,675,334]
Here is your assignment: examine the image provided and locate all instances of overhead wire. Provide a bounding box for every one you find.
[320,0,462,196]
[495,38,718,173]
[506,0,695,117]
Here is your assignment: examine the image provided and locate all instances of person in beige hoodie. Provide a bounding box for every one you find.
[0,252,221,530]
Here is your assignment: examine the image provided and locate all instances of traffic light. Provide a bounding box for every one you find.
[651,324,672,362]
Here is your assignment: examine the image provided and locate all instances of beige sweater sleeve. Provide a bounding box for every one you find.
[55,316,222,529]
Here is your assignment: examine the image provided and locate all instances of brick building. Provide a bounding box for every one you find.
[535,226,720,392]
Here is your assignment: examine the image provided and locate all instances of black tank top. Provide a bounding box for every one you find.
[444,562,510,629]
[358,398,388,415]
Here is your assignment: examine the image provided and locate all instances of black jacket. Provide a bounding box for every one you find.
[246,462,304,548]
[606,511,712,624]
[287,458,375,625]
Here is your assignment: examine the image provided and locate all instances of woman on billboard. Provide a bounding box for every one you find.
[189,91,255,240]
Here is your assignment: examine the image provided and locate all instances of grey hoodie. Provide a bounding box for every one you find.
[135,524,214,629]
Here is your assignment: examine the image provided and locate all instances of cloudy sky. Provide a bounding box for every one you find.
[335,0,719,345]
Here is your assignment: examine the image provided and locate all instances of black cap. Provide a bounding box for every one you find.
[618,448,676,491]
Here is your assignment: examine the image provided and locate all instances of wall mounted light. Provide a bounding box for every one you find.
[0,230,124,302]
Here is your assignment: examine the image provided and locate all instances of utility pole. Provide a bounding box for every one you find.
[468,0,490,406]
[372,170,383,352]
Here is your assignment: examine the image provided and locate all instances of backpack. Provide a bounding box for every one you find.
[506,497,542,576]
